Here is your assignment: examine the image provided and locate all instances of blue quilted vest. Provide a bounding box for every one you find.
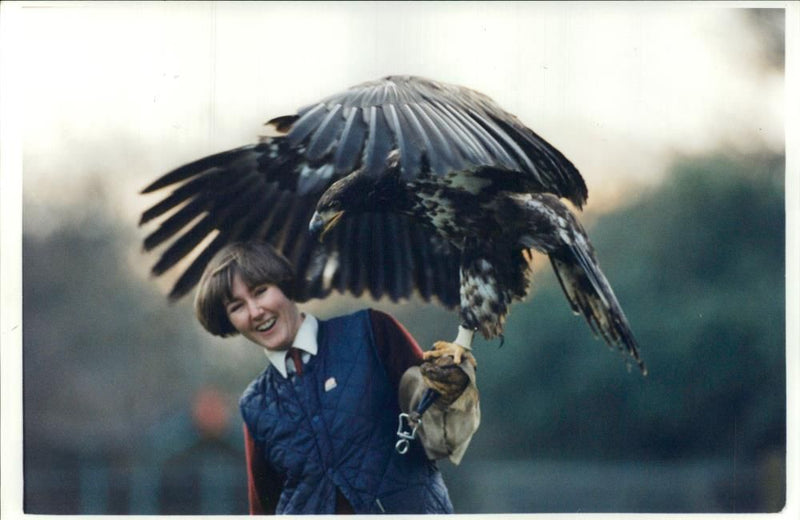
[240,310,454,514]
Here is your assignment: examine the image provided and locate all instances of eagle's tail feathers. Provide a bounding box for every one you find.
[550,245,646,374]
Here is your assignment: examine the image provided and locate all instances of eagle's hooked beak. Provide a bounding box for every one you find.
[309,210,345,242]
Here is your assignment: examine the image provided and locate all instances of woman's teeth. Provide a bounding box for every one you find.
[256,317,277,332]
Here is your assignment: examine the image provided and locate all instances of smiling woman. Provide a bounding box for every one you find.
[188,240,481,514]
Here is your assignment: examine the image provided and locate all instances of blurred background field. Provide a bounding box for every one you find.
[8,2,789,515]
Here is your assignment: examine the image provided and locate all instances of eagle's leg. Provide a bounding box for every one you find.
[423,326,477,367]
[458,245,511,338]
[424,241,514,368]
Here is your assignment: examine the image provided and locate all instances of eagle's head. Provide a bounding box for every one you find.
[310,152,406,241]
[309,171,371,241]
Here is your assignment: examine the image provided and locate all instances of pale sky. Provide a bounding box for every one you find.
[8,1,786,239]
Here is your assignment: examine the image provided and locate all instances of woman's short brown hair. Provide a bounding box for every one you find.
[194,241,296,337]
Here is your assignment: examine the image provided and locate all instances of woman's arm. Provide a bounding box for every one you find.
[368,309,425,388]
[243,425,282,515]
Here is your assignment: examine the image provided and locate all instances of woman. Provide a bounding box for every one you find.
[194,241,480,514]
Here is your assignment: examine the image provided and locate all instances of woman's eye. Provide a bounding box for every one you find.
[226,302,243,314]
[253,285,269,296]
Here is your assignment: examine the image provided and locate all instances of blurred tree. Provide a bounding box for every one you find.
[743,8,785,71]
[23,213,201,456]
[23,207,211,513]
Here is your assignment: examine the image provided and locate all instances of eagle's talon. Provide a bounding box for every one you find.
[424,341,477,368]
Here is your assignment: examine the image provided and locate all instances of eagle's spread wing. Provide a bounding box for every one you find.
[140,76,583,302]
[292,76,587,206]
[140,133,461,303]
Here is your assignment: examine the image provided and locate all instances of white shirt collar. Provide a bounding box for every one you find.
[263,314,318,378]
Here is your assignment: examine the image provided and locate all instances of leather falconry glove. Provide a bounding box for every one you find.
[420,355,471,408]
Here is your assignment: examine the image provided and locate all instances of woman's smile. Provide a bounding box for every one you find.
[255,316,277,333]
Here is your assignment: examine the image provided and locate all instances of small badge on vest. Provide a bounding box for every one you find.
[324,377,337,392]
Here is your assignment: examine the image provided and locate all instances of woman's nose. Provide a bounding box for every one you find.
[246,298,263,320]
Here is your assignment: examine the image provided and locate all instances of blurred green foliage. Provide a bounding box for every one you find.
[23,219,204,453]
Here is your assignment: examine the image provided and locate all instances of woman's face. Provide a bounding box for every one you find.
[225,272,303,351]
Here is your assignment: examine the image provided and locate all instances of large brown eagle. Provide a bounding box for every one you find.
[140,75,645,373]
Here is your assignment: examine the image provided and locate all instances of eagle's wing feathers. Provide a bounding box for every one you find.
[333,107,367,174]
[304,104,346,162]
[280,76,586,205]
[140,139,459,306]
[286,102,329,148]
[550,248,645,374]
[363,106,396,177]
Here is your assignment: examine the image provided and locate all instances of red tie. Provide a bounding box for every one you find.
[289,348,304,376]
